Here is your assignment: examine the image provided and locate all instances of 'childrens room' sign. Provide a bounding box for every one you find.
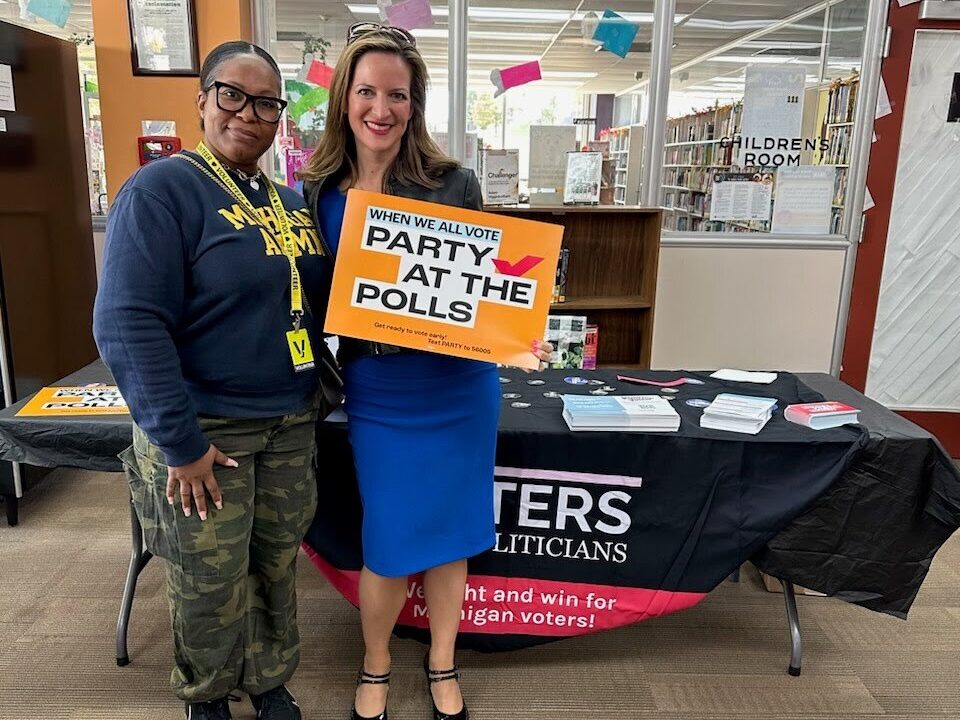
[324,189,562,369]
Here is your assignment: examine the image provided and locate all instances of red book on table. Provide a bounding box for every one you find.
[784,401,860,430]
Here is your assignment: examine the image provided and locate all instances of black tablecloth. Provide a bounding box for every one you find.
[0,361,956,631]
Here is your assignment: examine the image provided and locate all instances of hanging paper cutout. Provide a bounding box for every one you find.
[491,61,542,98]
[384,0,434,31]
[285,79,329,125]
[306,60,335,89]
[26,0,72,28]
[592,9,638,59]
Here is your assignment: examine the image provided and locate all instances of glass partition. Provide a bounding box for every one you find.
[660,0,869,233]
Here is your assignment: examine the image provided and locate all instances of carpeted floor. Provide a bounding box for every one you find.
[1,467,959,720]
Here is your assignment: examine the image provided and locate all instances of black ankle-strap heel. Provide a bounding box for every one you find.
[351,669,390,720]
[423,654,468,720]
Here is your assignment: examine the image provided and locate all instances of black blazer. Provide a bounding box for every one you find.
[303,166,483,367]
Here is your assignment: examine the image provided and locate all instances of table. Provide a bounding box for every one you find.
[1,362,957,676]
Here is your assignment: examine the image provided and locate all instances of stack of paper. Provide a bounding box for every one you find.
[562,394,681,432]
[700,393,777,435]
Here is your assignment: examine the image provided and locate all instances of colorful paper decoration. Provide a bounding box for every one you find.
[26,0,72,28]
[490,61,542,98]
[384,0,434,31]
[592,9,639,59]
[306,60,335,89]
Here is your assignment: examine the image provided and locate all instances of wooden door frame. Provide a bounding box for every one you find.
[840,2,960,456]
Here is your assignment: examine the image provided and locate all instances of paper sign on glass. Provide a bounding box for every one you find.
[324,190,563,369]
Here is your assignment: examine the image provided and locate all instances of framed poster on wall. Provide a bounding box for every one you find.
[128,0,200,76]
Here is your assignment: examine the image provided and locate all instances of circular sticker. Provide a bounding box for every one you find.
[661,395,676,401]
[526,379,546,386]
[511,401,531,409]
[661,388,679,394]
[499,377,512,384]
[590,389,609,395]
[564,376,589,385]
[543,391,562,399]
[683,378,706,385]
[602,386,617,392]
[686,399,711,408]
[502,392,522,399]
[588,379,606,386]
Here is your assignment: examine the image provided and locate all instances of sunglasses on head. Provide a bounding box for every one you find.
[346,22,417,48]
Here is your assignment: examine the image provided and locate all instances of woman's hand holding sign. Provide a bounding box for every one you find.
[531,339,554,372]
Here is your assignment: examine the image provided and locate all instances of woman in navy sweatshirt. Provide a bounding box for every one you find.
[93,42,336,720]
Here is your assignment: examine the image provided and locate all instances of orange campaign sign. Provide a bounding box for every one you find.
[324,190,563,370]
[16,386,129,416]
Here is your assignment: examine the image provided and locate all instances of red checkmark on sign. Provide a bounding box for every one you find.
[492,255,543,277]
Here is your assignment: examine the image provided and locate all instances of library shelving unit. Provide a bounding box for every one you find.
[486,205,662,368]
[660,103,764,232]
[606,124,644,206]
[815,71,859,233]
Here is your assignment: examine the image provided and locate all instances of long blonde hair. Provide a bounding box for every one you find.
[299,31,458,189]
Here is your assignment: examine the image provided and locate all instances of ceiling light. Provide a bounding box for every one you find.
[346,4,669,24]
[711,55,820,65]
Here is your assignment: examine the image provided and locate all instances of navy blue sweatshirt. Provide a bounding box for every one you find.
[93,152,332,466]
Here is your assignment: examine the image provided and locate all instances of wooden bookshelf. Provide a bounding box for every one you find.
[605,124,644,206]
[486,205,662,368]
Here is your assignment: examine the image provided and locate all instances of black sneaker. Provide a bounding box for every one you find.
[185,697,232,720]
[250,684,302,720]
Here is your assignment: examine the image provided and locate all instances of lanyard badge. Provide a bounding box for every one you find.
[195,142,314,373]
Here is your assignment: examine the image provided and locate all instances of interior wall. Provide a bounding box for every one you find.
[90,0,252,201]
[651,246,846,372]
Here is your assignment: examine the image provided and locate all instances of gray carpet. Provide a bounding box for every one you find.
[1,467,959,719]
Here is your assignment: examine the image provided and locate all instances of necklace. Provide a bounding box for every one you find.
[231,166,262,191]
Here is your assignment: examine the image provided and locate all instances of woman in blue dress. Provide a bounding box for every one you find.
[301,24,552,720]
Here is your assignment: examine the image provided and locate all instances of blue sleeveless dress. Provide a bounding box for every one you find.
[317,187,498,577]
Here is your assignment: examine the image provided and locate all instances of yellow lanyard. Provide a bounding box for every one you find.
[195,142,304,329]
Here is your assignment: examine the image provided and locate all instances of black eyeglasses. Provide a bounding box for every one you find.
[347,22,417,48]
[205,81,288,123]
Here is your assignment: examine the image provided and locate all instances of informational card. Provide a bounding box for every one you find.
[563,151,603,204]
[528,125,577,190]
[324,190,563,369]
[740,65,806,165]
[0,64,15,112]
[709,172,773,222]
[481,149,519,205]
[771,166,835,234]
[17,386,129,416]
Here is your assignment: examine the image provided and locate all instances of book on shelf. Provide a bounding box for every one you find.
[784,401,860,430]
[582,324,598,370]
[699,393,777,435]
[552,248,570,303]
[480,149,519,205]
[561,394,681,432]
[545,314,587,368]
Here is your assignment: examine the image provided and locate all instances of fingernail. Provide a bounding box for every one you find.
[184,507,191,518]
[199,510,207,521]
[215,500,223,510]
[167,497,174,505]
[228,459,239,467]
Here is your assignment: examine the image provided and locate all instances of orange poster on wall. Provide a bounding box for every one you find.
[324,190,563,370]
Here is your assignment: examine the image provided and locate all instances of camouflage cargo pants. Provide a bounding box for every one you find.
[119,404,319,702]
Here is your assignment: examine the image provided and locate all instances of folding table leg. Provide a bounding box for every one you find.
[781,578,802,676]
[116,493,152,666]
[2,493,17,526]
